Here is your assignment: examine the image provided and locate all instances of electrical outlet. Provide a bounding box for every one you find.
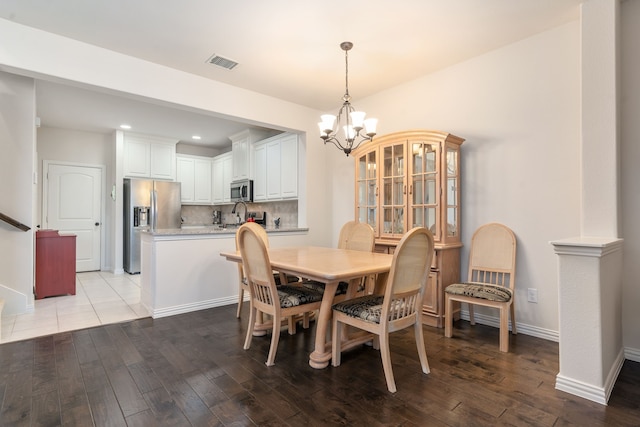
[527,288,538,303]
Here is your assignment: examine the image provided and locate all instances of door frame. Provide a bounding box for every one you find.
[42,160,107,271]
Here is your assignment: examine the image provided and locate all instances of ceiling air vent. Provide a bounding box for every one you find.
[206,54,239,70]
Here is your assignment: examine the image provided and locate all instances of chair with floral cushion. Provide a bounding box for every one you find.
[444,222,517,352]
[331,227,435,393]
[235,222,298,319]
[237,222,324,366]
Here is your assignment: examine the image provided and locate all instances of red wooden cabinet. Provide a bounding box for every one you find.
[35,230,76,299]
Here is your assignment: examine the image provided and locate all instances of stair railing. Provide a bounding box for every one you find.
[0,212,31,231]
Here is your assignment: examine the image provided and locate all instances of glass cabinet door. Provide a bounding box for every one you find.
[381,143,406,238]
[445,143,461,240]
[409,141,440,239]
[356,149,378,234]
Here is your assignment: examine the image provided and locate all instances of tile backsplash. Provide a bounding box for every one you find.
[181,200,298,228]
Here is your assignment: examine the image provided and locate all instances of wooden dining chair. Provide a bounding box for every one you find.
[444,222,517,352]
[237,223,324,366]
[235,222,297,318]
[331,227,435,393]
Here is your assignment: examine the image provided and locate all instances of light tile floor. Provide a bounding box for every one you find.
[0,271,148,344]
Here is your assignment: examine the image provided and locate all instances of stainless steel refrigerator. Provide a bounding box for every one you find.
[123,178,181,274]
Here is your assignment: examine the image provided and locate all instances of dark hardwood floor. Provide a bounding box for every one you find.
[1,304,639,426]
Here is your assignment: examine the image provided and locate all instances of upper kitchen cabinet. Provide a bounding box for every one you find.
[253,133,298,201]
[229,129,270,182]
[124,133,177,180]
[212,151,233,204]
[176,154,212,204]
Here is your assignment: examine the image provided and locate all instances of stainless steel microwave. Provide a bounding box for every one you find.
[230,179,253,202]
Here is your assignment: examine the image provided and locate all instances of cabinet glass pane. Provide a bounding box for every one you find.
[394,144,404,175]
[393,177,404,205]
[412,207,424,228]
[393,207,404,234]
[383,178,392,205]
[447,207,457,236]
[367,182,377,205]
[412,143,423,174]
[358,155,366,180]
[426,176,436,204]
[447,177,457,204]
[368,208,376,229]
[368,152,376,179]
[413,177,423,204]
[426,145,437,172]
[358,182,366,205]
[447,149,457,175]
[358,207,367,223]
[383,207,392,234]
[384,147,393,177]
[426,207,436,233]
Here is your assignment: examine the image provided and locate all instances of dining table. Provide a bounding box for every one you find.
[220,246,394,369]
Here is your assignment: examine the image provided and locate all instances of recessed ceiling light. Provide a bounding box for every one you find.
[120,124,131,129]
[192,135,201,140]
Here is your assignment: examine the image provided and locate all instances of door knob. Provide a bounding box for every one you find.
[95,222,100,226]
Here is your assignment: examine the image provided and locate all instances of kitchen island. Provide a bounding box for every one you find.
[140,225,308,318]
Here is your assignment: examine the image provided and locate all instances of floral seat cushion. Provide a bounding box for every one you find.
[332,295,384,324]
[277,285,323,308]
[445,282,512,302]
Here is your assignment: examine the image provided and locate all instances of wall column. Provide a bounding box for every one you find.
[552,0,623,405]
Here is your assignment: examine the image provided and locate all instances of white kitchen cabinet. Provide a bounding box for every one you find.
[212,152,233,204]
[253,143,267,201]
[124,133,177,180]
[253,133,298,201]
[279,133,298,199]
[177,156,195,202]
[229,129,269,181]
[177,154,212,204]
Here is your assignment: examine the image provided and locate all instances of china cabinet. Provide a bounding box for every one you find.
[352,130,464,327]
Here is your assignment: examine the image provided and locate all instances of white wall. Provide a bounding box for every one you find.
[331,22,582,336]
[621,0,640,356]
[36,127,115,269]
[0,71,36,315]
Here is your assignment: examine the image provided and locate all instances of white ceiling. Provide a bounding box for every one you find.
[0,0,582,148]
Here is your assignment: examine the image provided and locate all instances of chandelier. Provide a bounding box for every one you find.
[319,41,377,156]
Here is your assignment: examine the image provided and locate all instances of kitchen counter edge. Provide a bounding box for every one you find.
[145,226,308,238]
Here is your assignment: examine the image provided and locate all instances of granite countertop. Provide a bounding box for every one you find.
[147,224,307,236]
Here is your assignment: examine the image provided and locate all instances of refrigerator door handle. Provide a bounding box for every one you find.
[150,190,158,231]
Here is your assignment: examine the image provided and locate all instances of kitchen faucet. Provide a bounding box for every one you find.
[231,201,248,224]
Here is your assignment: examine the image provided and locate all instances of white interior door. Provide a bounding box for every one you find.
[45,162,103,272]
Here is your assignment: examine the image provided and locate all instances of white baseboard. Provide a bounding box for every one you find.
[555,348,625,405]
[0,284,29,316]
[149,296,239,319]
[458,309,559,342]
[625,347,640,363]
